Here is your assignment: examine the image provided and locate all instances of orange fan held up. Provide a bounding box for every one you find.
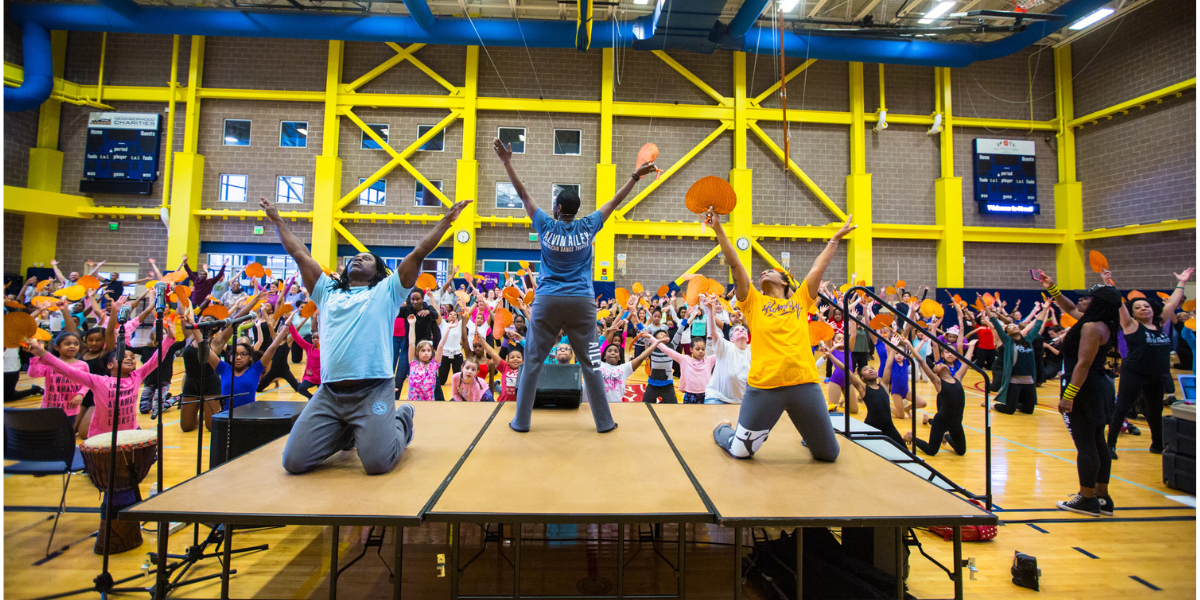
[636,143,664,180]
[685,176,737,234]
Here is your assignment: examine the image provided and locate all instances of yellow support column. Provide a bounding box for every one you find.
[311,40,344,270]
[729,51,753,271]
[167,36,205,269]
[1054,46,1085,289]
[846,62,872,285]
[593,48,617,283]
[454,46,480,275]
[934,67,964,288]
[20,30,68,275]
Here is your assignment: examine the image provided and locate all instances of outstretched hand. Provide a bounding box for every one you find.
[444,200,473,223]
[493,138,513,163]
[259,197,281,222]
[634,160,658,180]
[831,215,857,241]
[1175,268,1194,284]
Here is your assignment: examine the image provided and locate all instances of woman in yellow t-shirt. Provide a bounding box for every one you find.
[706,208,856,462]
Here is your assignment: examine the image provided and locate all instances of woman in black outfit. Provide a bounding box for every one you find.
[905,339,973,456]
[1108,268,1193,457]
[828,350,903,448]
[1043,274,1121,518]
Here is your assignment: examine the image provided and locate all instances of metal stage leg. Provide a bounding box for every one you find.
[156,523,169,600]
[895,528,905,600]
[450,523,460,600]
[733,527,742,600]
[393,527,403,600]
[222,524,233,600]
[514,523,522,599]
[953,526,963,600]
[616,524,624,599]
[330,525,340,600]
[677,522,686,600]
[794,528,802,600]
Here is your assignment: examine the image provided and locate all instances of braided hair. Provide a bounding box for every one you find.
[1062,285,1121,357]
[327,252,389,293]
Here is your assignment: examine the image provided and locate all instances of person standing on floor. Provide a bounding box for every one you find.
[259,196,471,475]
[494,138,657,433]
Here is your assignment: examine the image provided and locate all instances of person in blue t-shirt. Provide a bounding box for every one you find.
[493,138,658,433]
[205,323,292,409]
[259,196,472,475]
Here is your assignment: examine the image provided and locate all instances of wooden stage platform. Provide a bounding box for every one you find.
[124,401,995,600]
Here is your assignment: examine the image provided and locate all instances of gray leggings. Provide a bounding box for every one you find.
[714,382,840,462]
[510,295,616,433]
[282,378,410,475]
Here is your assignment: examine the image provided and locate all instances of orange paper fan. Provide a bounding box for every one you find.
[415,273,438,291]
[1157,291,1171,299]
[719,297,734,315]
[244,262,266,278]
[679,273,699,281]
[632,282,644,295]
[502,287,522,305]
[30,296,57,307]
[172,285,192,308]
[201,305,230,321]
[163,269,189,283]
[684,176,737,216]
[896,280,907,289]
[614,288,630,308]
[300,300,318,318]
[5,300,25,309]
[919,299,945,318]
[1060,313,1078,328]
[276,304,293,317]
[685,277,707,306]
[1088,251,1108,274]
[636,143,664,180]
[1182,299,1196,312]
[869,314,894,330]
[885,286,897,295]
[974,298,985,311]
[492,308,513,338]
[523,290,535,306]
[809,321,835,344]
[1127,290,1145,300]
[519,260,530,270]
[597,309,611,320]
[35,280,52,291]
[952,294,965,306]
[265,269,273,278]
[32,328,52,341]
[54,285,86,301]
[703,279,725,297]
[78,275,101,290]
[1186,318,1196,331]
[455,290,471,306]
[5,312,37,349]
[517,270,526,277]
[982,293,996,307]
[657,285,669,298]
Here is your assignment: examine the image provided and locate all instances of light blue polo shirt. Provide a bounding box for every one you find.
[311,272,409,383]
[532,207,604,297]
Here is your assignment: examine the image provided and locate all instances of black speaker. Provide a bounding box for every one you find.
[534,364,582,409]
[209,401,307,468]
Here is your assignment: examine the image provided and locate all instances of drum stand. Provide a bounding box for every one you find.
[35,311,151,600]
[146,320,266,600]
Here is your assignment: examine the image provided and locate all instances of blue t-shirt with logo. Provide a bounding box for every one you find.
[532,207,604,297]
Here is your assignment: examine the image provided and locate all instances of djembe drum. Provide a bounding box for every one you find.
[79,430,158,554]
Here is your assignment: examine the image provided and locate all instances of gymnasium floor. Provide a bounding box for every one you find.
[4,357,1195,599]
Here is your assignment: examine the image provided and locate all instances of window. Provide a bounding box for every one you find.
[496,182,522,210]
[207,253,301,288]
[417,125,445,152]
[498,127,525,154]
[358,178,386,205]
[553,129,582,155]
[219,174,248,202]
[276,176,304,204]
[280,121,308,148]
[552,183,581,204]
[223,119,251,146]
[415,180,444,207]
[361,123,389,150]
[482,260,540,274]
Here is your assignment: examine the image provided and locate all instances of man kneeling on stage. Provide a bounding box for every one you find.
[259,197,471,475]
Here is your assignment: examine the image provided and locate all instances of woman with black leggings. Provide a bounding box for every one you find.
[1043,274,1120,518]
[1109,268,1193,457]
[905,338,974,456]
[989,301,1051,415]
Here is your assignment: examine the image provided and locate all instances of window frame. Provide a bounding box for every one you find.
[279,121,309,148]
[218,174,249,203]
[415,180,444,207]
[552,129,583,156]
[497,127,526,154]
[276,175,305,204]
[552,183,582,205]
[417,124,445,152]
[358,178,387,206]
[361,123,390,150]
[223,119,252,146]
[495,181,523,210]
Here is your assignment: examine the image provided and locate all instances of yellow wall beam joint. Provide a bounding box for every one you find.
[751,59,816,106]
[1075,219,1197,240]
[651,50,730,106]
[1068,78,1195,128]
[673,245,722,286]
[611,121,731,220]
[748,121,848,221]
[336,109,461,211]
[342,108,452,208]
[384,42,459,95]
[193,208,312,219]
[343,43,426,93]
[745,107,853,124]
[5,186,93,218]
[333,222,370,254]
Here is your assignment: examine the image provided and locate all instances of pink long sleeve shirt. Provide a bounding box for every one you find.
[288,323,321,385]
[659,346,717,394]
[27,356,88,417]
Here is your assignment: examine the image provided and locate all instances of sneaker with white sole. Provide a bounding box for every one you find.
[1056,494,1101,517]
[1098,496,1115,516]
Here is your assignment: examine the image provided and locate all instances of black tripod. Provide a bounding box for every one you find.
[35,307,151,600]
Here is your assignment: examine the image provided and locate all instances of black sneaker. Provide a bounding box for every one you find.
[397,403,415,447]
[1149,444,1163,454]
[1056,494,1102,517]
[1099,496,1115,516]
[1127,423,1142,436]
[1109,445,1119,460]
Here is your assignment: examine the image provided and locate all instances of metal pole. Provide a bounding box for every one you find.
[329,525,340,600]
[221,524,232,600]
[895,528,904,600]
[910,358,918,452]
[677,522,686,600]
[449,523,459,600]
[153,307,168,600]
[953,527,963,600]
[733,527,742,600]
[514,523,522,600]
[393,526,402,600]
[616,524,624,599]
[794,528,802,600]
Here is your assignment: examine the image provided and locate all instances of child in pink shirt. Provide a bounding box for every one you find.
[659,338,717,404]
[451,358,493,402]
[27,332,88,421]
[289,321,321,399]
[28,336,173,439]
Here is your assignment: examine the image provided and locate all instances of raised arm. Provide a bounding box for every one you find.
[258,322,290,374]
[1038,270,1082,320]
[804,217,857,299]
[479,334,504,371]
[1163,268,1194,323]
[147,257,164,280]
[598,162,658,221]
[50,260,68,285]
[493,138,538,219]
[706,210,752,302]
[395,200,472,289]
[629,334,659,371]
[260,198,324,294]
[910,340,942,392]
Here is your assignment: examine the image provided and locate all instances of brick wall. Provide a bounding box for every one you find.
[4,213,25,275]
[610,116,731,222]
[334,221,443,250]
[952,47,1056,122]
[4,108,39,188]
[476,112,600,217]
[863,63,935,116]
[956,127,1059,229]
[748,122,848,226]
[1083,229,1197,289]
[59,101,187,204]
[615,236,727,289]
[343,43,465,96]
[867,124,938,226]
[749,238,847,289]
[54,219,168,279]
[614,49,731,106]
[480,47,602,101]
[1071,0,1196,116]
[203,37,326,91]
[64,32,191,88]
[202,217,311,246]
[872,239,939,294]
[963,242,1056,289]
[749,57,848,113]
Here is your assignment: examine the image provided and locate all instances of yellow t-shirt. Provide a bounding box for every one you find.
[737,282,820,389]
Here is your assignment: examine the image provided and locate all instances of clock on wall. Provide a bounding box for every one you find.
[456,230,471,244]
[736,237,750,251]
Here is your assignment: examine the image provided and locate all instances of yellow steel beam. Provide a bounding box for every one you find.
[1053,45,1085,289]
[1074,219,1197,240]
[342,108,452,207]
[955,117,1057,131]
[160,35,180,211]
[453,46,480,277]
[873,223,943,240]
[384,42,459,95]
[167,36,206,270]
[594,47,617,283]
[478,96,600,113]
[611,101,728,120]
[747,121,849,221]
[337,212,441,223]
[194,208,312,219]
[751,59,816,106]
[1068,78,1195,128]
[343,43,426,93]
[78,206,159,217]
[753,223,842,239]
[672,245,722,285]
[962,227,1065,244]
[934,66,964,287]
[181,36,205,154]
[846,61,872,285]
[751,240,787,272]
[478,215,532,226]
[333,221,370,254]
[745,108,853,124]
[200,88,324,102]
[335,110,461,211]
[312,40,345,270]
[610,220,716,238]
[611,121,731,220]
[4,186,93,218]
[730,52,753,270]
[651,50,730,106]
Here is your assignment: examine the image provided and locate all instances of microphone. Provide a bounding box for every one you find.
[117,304,132,325]
[185,311,258,331]
[154,282,168,317]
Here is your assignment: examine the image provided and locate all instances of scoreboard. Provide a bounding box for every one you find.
[972,138,1039,215]
[80,112,162,195]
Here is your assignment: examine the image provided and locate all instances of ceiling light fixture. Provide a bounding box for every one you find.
[780,0,802,12]
[918,1,956,24]
[1068,7,1114,30]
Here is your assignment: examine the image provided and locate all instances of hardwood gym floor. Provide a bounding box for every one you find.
[4,359,1195,599]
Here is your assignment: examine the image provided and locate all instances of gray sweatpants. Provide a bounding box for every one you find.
[510,295,616,433]
[714,382,839,462]
[282,378,411,475]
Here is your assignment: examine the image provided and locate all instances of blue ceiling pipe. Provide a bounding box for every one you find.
[4,21,53,113]
[400,0,436,31]
[727,0,771,39]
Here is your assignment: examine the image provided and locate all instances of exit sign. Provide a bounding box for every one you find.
[254,225,264,235]
[529,233,538,242]
[108,222,119,231]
